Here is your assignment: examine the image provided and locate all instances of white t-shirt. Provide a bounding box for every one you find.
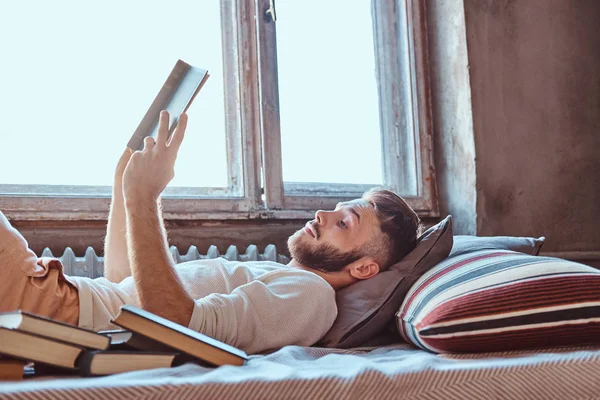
[68,258,338,354]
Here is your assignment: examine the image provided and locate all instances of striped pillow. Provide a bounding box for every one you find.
[396,249,600,353]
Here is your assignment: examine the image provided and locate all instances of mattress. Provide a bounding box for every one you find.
[2,343,600,399]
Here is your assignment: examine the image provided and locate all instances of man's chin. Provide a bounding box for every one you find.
[287,231,310,260]
[288,229,304,243]
[288,238,363,273]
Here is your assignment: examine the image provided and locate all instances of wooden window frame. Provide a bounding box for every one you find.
[257,0,437,217]
[0,0,264,221]
[0,0,437,223]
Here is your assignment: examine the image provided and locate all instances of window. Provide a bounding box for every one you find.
[0,0,437,222]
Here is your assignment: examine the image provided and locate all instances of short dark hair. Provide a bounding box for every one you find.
[362,188,421,270]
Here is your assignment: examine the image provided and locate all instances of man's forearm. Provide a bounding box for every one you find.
[104,189,131,283]
[125,198,194,326]
[104,148,134,283]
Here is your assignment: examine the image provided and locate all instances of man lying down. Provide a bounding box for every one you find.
[0,111,420,355]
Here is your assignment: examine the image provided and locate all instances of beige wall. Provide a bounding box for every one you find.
[430,0,600,263]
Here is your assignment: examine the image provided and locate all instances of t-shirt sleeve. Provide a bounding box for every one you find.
[187,271,337,354]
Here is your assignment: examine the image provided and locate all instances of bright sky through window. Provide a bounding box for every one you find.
[277,0,383,185]
[0,1,382,189]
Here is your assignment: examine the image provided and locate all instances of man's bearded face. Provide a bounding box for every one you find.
[287,223,362,273]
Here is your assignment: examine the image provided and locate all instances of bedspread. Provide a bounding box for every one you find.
[3,343,600,399]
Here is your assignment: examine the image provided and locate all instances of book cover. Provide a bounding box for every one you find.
[77,350,177,377]
[0,310,110,350]
[111,305,248,367]
[127,59,210,151]
[0,359,26,381]
[0,328,83,370]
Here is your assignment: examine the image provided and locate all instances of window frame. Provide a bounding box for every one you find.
[0,0,438,222]
[0,0,264,221]
[257,0,438,216]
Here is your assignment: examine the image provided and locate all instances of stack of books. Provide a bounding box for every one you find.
[0,305,248,380]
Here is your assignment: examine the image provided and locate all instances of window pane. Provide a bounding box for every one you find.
[276,0,383,185]
[0,0,228,190]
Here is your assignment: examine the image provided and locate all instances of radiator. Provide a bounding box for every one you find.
[40,245,290,279]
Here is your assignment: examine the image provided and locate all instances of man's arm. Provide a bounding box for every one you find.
[122,111,194,326]
[124,197,194,326]
[104,148,133,283]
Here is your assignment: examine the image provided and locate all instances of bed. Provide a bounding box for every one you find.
[3,342,600,399]
[3,220,599,399]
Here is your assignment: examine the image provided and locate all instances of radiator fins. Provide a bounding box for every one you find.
[40,245,290,279]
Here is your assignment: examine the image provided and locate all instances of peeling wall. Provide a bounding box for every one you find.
[427,0,477,235]
[461,0,600,252]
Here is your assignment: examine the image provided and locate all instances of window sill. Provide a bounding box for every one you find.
[1,194,439,221]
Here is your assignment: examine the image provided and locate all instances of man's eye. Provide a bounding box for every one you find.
[339,221,348,229]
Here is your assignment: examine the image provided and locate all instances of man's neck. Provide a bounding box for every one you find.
[287,259,356,291]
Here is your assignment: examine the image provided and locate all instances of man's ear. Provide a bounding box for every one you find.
[347,257,380,280]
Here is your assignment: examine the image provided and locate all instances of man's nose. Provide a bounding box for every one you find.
[315,210,326,225]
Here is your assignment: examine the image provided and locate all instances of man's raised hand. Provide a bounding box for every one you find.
[122,110,188,204]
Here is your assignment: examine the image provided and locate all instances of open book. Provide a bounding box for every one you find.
[111,305,248,367]
[127,59,210,151]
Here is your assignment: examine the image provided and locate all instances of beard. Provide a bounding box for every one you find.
[287,229,362,273]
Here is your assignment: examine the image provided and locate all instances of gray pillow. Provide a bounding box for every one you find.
[318,215,453,348]
[450,235,545,258]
